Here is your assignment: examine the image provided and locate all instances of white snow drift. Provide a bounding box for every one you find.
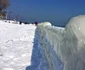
[38,15,85,70]
[0,20,36,70]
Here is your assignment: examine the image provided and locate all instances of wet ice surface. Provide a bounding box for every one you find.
[0,21,36,70]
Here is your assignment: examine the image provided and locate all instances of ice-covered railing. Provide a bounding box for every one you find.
[37,15,85,70]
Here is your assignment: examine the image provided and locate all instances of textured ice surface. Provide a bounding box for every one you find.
[38,15,85,70]
[64,15,85,70]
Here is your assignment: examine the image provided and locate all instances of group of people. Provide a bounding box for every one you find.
[19,21,38,26]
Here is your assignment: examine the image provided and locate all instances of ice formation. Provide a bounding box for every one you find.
[38,15,85,70]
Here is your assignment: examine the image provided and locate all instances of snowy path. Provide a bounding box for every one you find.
[0,21,36,70]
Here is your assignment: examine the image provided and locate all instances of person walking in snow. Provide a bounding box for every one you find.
[19,21,22,25]
[35,21,38,26]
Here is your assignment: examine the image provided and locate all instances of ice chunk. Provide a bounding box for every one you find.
[66,15,85,38]
[38,22,51,27]
[38,15,85,70]
[65,15,85,63]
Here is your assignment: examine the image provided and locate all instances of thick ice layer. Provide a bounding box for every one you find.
[38,15,85,70]
[64,15,85,70]
[38,22,64,70]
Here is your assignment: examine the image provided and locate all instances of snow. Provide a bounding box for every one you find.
[64,15,85,70]
[0,20,36,70]
[0,20,51,70]
[1,15,85,70]
[38,22,64,70]
[38,15,85,70]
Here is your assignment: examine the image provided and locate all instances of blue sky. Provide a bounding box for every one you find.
[8,0,85,26]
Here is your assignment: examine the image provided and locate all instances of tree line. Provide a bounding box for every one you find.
[0,0,24,21]
[0,0,10,19]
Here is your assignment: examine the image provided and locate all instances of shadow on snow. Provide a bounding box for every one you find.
[26,28,42,70]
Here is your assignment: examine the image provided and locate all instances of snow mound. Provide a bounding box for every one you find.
[38,15,85,70]
[38,22,51,27]
[66,15,85,39]
[64,15,85,69]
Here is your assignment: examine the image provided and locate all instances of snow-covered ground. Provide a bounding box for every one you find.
[0,20,37,70]
[0,20,51,70]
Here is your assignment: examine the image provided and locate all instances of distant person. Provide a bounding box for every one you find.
[19,21,22,25]
[24,22,27,24]
[35,21,38,26]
